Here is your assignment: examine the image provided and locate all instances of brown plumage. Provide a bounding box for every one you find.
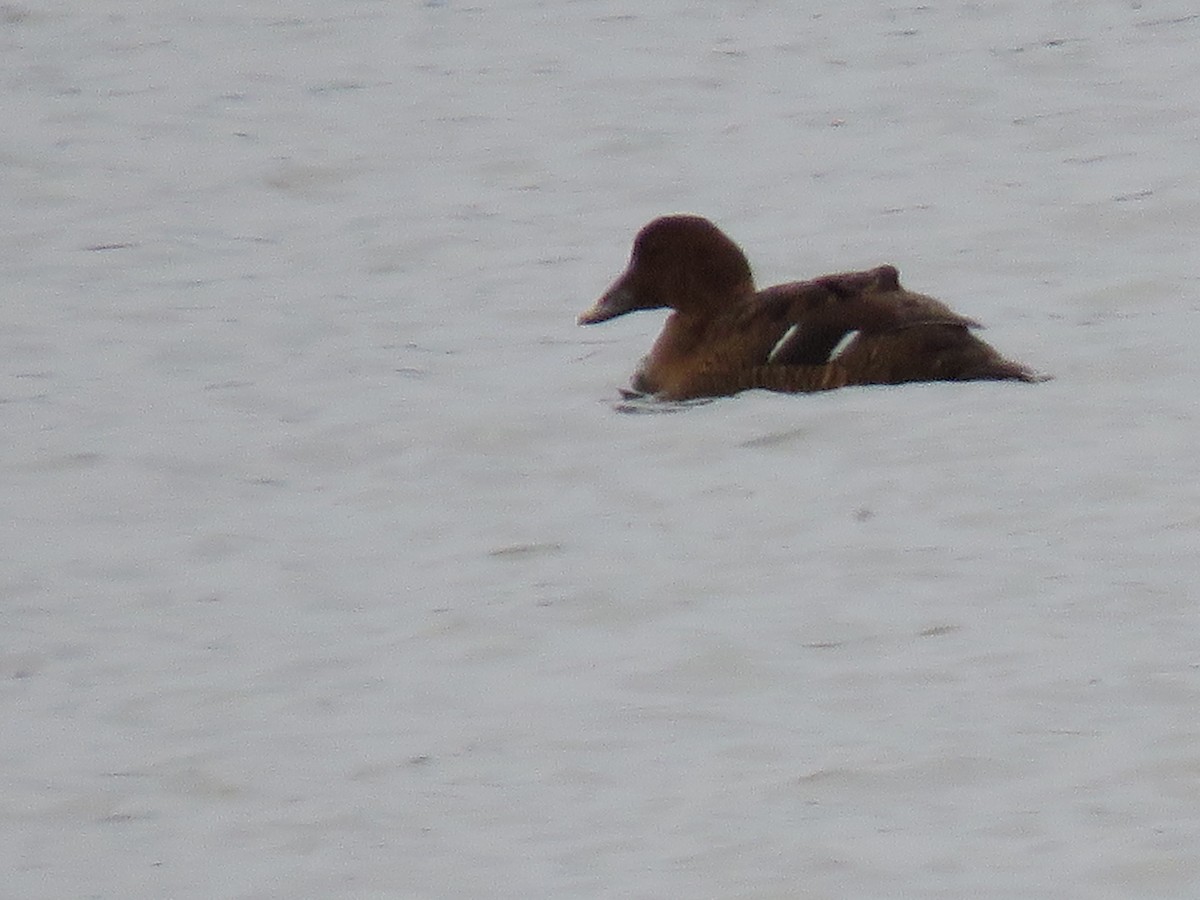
[578,215,1046,400]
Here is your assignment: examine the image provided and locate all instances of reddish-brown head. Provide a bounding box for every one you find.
[579,216,755,324]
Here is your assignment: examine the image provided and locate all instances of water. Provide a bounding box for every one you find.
[4,2,1200,897]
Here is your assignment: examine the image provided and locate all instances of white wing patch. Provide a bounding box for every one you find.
[767,323,801,364]
[828,330,860,362]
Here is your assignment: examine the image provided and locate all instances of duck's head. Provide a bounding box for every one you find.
[579,215,755,324]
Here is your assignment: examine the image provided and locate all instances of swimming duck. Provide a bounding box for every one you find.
[578,215,1045,400]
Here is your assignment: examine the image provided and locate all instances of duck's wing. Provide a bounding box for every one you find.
[733,327,1045,397]
[755,280,863,365]
[833,326,1047,384]
[759,266,983,366]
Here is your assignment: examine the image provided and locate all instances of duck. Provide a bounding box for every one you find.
[578,215,1046,400]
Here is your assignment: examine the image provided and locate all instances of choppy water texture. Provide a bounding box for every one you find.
[4,2,1200,898]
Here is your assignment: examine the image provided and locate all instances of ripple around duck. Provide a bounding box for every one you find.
[612,395,714,415]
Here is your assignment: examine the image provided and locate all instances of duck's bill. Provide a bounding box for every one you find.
[578,282,635,325]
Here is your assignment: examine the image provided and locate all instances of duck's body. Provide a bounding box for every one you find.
[578,215,1045,400]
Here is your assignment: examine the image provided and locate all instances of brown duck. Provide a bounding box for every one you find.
[578,215,1045,400]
